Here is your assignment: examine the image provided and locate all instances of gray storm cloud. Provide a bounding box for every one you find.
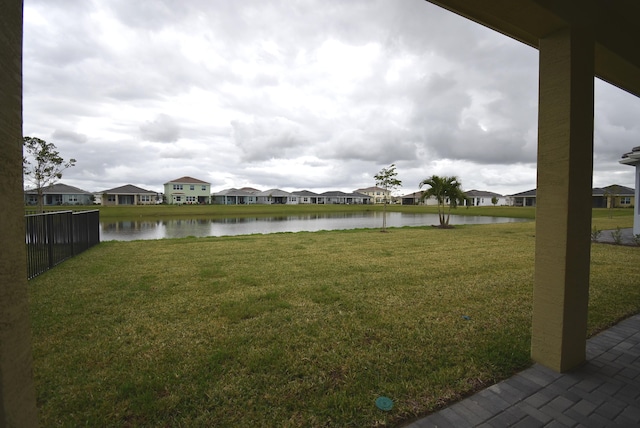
[140,114,181,143]
[21,0,640,194]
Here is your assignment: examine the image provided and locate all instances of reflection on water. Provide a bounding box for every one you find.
[100,212,529,241]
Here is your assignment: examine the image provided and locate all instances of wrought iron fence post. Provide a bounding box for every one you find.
[46,213,54,271]
[70,210,76,255]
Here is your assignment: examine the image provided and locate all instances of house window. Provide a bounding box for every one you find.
[186,196,196,202]
[202,185,207,191]
[620,197,631,204]
[173,184,183,190]
[107,195,116,202]
[140,195,151,202]
[190,185,195,190]
[175,196,182,202]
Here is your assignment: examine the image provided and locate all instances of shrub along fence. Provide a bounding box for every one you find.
[25,210,100,280]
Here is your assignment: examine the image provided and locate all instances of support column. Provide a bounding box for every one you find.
[531,27,595,372]
[0,0,39,425]
[633,164,640,235]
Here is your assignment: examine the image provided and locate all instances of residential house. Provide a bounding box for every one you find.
[24,183,93,206]
[164,176,211,204]
[354,186,392,204]
[211,188,258,205]
[464,190,507,206]
[401,191,423,205]
[318,191,371,204]
[292,190,322,204]
[254,189,295,204]
[96,184,159,206]
[239,187,261,193]
[592,184,635,208]
[510,189,537,207]
[399,191,442,206]
[511,186,635,209]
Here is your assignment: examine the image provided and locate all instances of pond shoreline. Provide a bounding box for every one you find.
[100,211,531,241]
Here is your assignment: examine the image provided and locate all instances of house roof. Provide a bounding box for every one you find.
[510,189,538,197]
[351,192,371,198]
[320,191,370,198]
[465,190,504,197]
[512,186,635,198]
[321,191,349,196]
[99,184,156,195]
[213,188,255,197]
[164,176,210,185]
[354,186,387,193]
[239,187,261,193]
[593,185,635,196]
[401,191,424,198]
[254,189,292,197]
[24,183,91,195]
[292,190,319,196]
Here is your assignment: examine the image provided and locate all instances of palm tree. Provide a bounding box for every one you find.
[419,175,467,228]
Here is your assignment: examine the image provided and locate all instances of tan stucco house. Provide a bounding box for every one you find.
[96,184,159,206]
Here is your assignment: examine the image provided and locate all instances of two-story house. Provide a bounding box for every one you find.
[354,186,391,204]
[163,176,211,204]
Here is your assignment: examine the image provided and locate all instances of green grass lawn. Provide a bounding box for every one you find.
[28,218,639,426]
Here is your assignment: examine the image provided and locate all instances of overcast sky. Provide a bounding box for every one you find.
[23,0,640,196]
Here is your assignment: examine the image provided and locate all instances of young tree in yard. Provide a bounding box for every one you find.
[374,163,402,232]
[603,186,620,219]
[491,196,498,206]
[23,136,76,213]
[419,175,466,228]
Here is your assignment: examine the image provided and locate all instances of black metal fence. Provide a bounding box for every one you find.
[25,210,100,280]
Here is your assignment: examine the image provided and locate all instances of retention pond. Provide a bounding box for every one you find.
[100,211,529,241]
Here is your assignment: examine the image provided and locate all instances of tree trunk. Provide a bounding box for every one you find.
[438,202,445,227]
[37,188,44,214]
[382,200,387,231]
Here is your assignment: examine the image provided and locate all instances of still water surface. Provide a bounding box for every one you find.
[101,212,528,241]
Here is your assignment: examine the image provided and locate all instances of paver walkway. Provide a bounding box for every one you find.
[404,313,640,427]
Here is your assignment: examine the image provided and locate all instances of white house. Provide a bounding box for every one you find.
[464,190,507,206]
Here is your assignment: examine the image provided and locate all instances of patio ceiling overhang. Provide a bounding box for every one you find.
[425,0,640,98]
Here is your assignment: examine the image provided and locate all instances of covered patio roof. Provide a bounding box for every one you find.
[426,0,640,97]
